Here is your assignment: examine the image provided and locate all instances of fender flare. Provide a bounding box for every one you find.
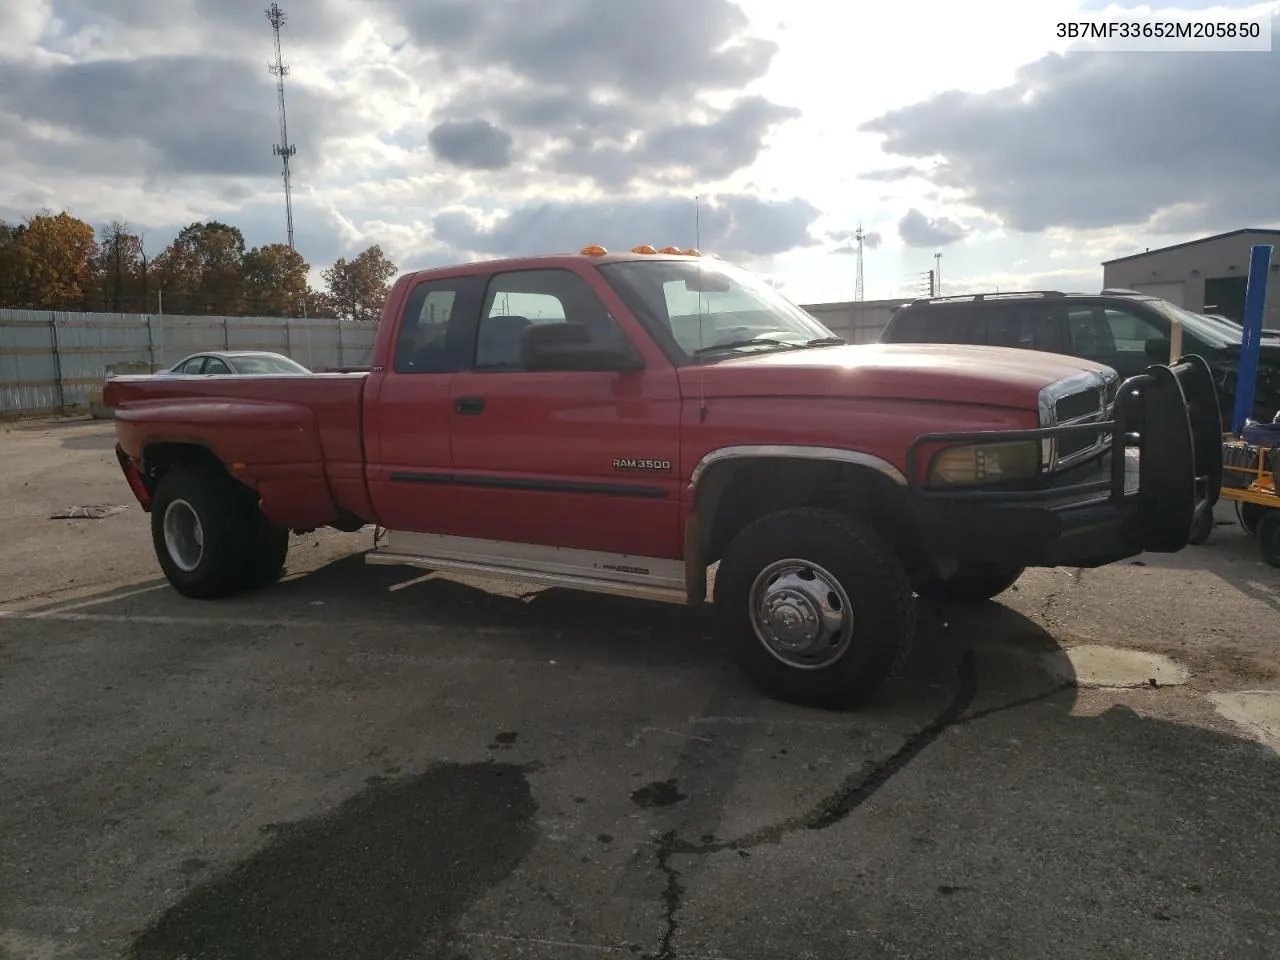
[682,445,907,604]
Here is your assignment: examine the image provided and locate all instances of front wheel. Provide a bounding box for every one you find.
[914,562,1025,604]
[714,507,915,710]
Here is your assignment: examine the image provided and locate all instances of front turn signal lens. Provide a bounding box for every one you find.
[928,440,1040,486]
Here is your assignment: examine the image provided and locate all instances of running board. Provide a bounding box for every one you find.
[366,530,688,604]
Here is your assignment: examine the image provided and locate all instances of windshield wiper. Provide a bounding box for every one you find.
[692,336,847,358]
[692,337,795,356]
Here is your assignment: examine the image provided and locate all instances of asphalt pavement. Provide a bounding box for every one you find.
[2,419,1279,960]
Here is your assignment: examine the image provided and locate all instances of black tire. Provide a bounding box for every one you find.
[150,467,251,599]
[1238,501,1267,538]
[714,507,915,710]
[915,562,1025,604]
[1187,507,1214,545]
[239,508,290,590]
[1258,511,1280,569]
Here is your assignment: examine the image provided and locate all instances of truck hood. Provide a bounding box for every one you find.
[681,343,1114,409]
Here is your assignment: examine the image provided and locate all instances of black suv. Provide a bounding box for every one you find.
[879,289,1280,426]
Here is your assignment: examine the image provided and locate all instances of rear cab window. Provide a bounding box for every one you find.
[392,275,486,374]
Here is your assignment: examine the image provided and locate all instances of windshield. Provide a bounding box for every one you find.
[232,355,311,375]
[597,258,842,360]
[1146,301,1239,347]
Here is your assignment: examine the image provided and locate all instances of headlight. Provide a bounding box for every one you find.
[928,440,1041,487]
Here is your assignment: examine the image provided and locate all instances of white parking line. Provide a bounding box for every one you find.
[0,610,525,633]
[30,583,172,615]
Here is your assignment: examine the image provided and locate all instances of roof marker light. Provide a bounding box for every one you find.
[681,248,701,257]
[631,244,658,254]
[658,246,684,254]
[580,244,608,256]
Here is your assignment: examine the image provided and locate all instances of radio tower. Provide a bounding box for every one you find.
[853,223,867,302]
[266,3,297,250]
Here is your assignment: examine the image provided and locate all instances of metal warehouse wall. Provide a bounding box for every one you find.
[0,310,377,418]
[1102,231,1280,326]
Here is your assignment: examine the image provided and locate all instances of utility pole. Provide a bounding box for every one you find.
[934,252,942,296]
[855,224,865,302]
[928,269,936,297]
[267,3,297,250]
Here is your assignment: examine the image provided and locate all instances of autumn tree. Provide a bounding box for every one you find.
[242,243,311,317]
[0,220,22,307]
[97,221,149,313]
[303,288,338,319]
[322,245,397,322]
[154,221,246,316]
[0,212,100,310]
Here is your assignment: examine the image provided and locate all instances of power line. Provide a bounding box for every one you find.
[266,3,297,251]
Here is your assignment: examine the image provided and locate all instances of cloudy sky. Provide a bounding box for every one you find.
[1,0,1277,304]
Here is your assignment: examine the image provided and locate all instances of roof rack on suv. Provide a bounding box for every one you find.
[1099,288,1154,297]
[909,290,1067,306]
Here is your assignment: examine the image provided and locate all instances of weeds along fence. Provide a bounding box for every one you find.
[0,309,378,418]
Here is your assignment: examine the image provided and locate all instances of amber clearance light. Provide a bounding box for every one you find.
[580,244,705,257]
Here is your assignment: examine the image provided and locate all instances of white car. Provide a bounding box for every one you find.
[164,351,312,376]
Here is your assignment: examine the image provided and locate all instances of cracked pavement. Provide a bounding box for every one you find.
[3,420,1280,960]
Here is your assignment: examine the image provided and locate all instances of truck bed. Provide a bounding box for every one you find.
[105,373,372,531]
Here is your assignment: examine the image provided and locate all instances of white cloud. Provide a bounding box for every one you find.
[1,0,1276,307]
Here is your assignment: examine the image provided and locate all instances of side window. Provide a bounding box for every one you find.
[1066,307,1112,356]
[984,305,1065,352]
[474,268,631,371]
[885,306,981,344]
[393,276,483,374]
[204,358,232,375]
[179,357,206,374]
[1102,307,1165,353]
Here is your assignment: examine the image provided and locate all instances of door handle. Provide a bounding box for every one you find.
[454,396,485,415]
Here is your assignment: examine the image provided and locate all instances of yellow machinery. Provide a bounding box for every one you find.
[1219,438,1279,567]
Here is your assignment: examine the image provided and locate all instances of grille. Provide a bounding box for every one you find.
[1056,389,1102,422]
[1059,424,1105,460]
[1046,376,1115,469]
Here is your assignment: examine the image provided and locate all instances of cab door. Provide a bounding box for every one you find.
[364,273,485,533]
[446,265,683,559]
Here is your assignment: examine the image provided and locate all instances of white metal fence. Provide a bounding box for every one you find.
[800,299,900,344]
[0,310,378,418]
[1,300,897,419]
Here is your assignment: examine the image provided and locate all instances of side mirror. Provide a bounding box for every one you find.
[520,322,644,372]
[1146,338,1172,361]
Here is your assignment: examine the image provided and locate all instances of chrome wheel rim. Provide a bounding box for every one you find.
[748,558,854,670]
[163,499,204,572]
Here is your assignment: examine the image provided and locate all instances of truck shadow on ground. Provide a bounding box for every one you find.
[26,549,1079,714]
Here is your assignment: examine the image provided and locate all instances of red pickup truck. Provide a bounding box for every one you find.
[105,246,1222,708]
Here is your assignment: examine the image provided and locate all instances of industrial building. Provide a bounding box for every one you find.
[1101,228,1280,326]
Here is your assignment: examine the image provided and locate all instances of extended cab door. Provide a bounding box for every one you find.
[364,273,485,533]
[447,265,683,559]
